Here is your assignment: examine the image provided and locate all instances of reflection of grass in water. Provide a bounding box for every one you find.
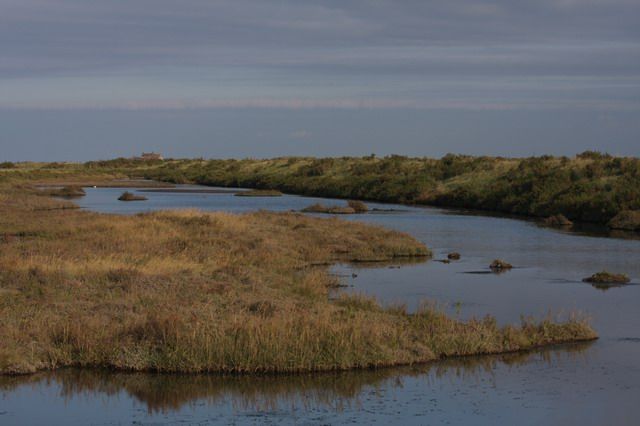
[0,342,594,415]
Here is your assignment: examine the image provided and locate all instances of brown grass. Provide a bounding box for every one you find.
[38,185,86,198]
[490,259,513,271]
[347,200,369,213]
[608,210,640,231]
[0,179,596,375]
[301,203,357,214]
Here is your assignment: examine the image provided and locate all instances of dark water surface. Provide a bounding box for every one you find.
[2,186,639,425]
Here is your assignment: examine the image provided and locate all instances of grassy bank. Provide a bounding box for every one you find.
[0,175,596,375]
[105,152,639,226]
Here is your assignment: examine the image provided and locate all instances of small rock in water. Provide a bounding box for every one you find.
[447,252,461,260]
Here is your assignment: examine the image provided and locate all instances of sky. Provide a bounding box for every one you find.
[1,0,639,161]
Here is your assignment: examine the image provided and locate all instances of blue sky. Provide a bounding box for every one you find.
[1,0,639,160]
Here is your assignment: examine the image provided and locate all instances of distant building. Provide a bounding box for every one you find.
[136,152,163,161]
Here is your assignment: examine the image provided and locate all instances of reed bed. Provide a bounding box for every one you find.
[0,179,596,375]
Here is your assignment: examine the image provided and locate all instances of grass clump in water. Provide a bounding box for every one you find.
[582,271,630,284]
[302,203,366,215]
[544,214,573,227]
[347,200,369,213]
[490,259,513,271]
[118,191,148,201]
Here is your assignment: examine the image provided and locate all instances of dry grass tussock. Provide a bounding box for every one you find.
[0,182,596,375]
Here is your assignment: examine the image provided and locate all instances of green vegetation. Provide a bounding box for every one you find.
[113,152,638,226]
[5,152,640,227]
[582,271,630,284]
[0,174,596,375]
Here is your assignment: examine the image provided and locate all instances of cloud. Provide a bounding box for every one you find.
[0,0,638,112]
[2,97,638,112]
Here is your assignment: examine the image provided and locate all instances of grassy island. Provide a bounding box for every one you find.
[0,172,596,375]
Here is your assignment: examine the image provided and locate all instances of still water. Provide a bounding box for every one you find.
[2,186,639,425]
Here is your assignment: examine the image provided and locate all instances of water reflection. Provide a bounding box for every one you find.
[0,343,593,416]
[439,207,640,241]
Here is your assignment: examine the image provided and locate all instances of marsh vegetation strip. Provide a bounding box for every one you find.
[113,153,640,227]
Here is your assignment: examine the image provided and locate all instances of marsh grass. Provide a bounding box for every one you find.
[118,191,148,201]
[133,153,640,226]
[38,185,86,198]
[544,214,573,227]
[0,178,596,376]
[490,259,513,271]
[302,203,357,214]
[347,200,369,213]
[608,210,640,231]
